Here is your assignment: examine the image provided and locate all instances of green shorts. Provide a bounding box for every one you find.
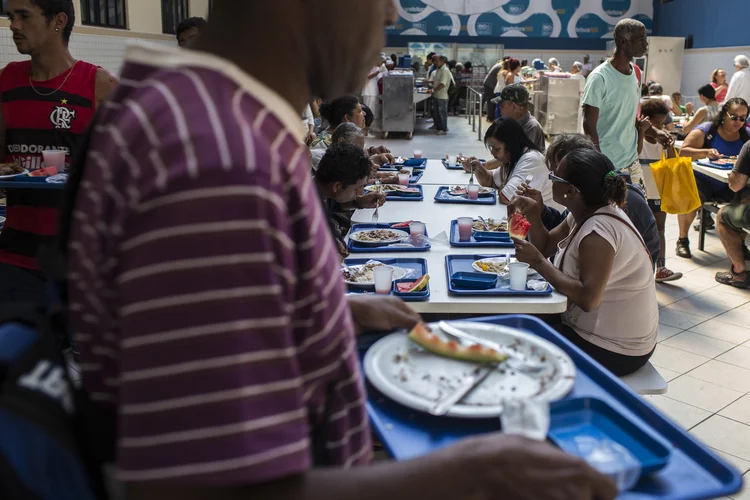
[720,203,750,232]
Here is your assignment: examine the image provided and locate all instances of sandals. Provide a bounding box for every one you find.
[715,267,750,289]
[655,268,683,283]
[676,238,692,259]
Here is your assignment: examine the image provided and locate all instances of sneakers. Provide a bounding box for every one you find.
[676,238,692,259]
[715,267,750,288]
[655,267,683,283]
[693,212,715,231]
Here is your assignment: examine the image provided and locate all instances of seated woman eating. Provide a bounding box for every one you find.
[464,117,556,208]
[512,149,658,376]
[315,142,386,257]
[676,97,750,259]
[330,123,397,183]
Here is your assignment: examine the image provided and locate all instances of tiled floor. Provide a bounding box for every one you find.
[369,114,750,498]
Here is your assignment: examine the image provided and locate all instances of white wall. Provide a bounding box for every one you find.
[680,45,750,101]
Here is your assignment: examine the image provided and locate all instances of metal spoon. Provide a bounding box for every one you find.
[477,216,490,231]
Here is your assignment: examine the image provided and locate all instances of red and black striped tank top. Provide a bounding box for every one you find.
[0,60,99,270]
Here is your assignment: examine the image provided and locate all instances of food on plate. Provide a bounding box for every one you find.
[365,184,420,194]
[509,213,531,239]
[713,158,735,165]
[407,322,508,363]
[28,166,58,177]
[391,220,413,229]
[0,163,25,176]
[350,229,403,243]
[394,156,407,164]
[341,262,385,283]
[474,259,508,275]
[472,218,508,232]
[448,185,494,196]
[399,169,411,175]
[396,275,430,293]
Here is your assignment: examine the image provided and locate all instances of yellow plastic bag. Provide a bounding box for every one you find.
[650,149,702,215]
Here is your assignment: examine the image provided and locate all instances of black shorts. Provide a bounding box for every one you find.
[720,203,750,232]
[647,198,662,213]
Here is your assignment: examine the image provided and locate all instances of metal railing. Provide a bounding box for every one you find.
[465,87,484,141]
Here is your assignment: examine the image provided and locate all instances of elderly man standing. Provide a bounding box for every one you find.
[432,55,453,135]
[726,55,750,103]
[582,18,671,192]
[716,142,750,288]
[495,84,545,152]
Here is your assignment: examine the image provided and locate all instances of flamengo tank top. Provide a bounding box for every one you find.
[0,60,99,270]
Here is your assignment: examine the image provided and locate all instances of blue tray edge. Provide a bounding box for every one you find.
[444,255,554,296]
[448,220,515,248]
[434,186,497,205]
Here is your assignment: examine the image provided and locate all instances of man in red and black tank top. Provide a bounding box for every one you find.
[0,0,117,303]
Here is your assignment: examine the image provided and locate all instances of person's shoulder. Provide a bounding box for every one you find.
[695,121,712,133]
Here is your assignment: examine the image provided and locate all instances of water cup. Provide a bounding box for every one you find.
[467,184,479,200]
[447,155,457,167]
[508,262,530,291]
[413,150,423,159]
[500,398,550,441]
[398,172,410,186]
[457,217,473,242]
[409,221,425,244]
[42,150,66,170]
[373,266,394,295]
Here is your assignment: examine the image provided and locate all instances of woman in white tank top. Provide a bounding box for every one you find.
[682,83,723,134]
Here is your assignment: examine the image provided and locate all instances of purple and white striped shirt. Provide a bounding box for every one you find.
[69,44,370,484]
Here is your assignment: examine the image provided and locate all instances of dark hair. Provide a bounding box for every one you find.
[484,117,541,171]
[31,0,75,44]
[464,61,473,69]
[319,95,360,128]
[545,133,595,167]
[562,149,628,208]
[520,59,528,66]
[361,103,374,128]
[176,16,207,39]
[648,83,663,95]
[714,97,749,129]
[508,58,520,71]
[640,98,670,118]
[640,84,649,97]
[698,83,716,100]
[316,142,372,188]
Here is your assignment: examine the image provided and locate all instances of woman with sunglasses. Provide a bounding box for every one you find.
[676,97,750,258]
[512,149,658,376]
[464,117,556,208]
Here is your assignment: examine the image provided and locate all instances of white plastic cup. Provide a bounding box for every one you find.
[373,266,394,294]
[409,221,425,244]
[413,150,423,159]
[508,262,530,291]
[398,172,410,186]
[448,155,458,167]
[457,217,473,242]
[42,150,66,169]
[467,184,480,200]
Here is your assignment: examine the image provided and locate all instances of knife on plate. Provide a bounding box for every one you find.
[429,365,494,416]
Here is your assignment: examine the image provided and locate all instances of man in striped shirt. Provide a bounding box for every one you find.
[66,2,616,499]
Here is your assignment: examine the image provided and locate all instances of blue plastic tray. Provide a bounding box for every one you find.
[379,185,424,201]
[343,257,429,302]
[359,315,744,500]
[409,170,424,184]
[441,158,486,170]
[695,160,734,170]
[347,223,431,253]
[548,397,672,475]
[434,186,497,205]
[445,254,553,296]
[396,158,427,169]
[0,177,66,190]
[449,220,514,248]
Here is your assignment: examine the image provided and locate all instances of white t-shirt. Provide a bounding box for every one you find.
[554,205,658,356]
[571,72,586,93]
[727,67,750,104]
[492,149,554,206]
[638,139,664,201]
[362,66,381,96]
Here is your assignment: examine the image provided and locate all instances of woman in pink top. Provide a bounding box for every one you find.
[712,68,729,103]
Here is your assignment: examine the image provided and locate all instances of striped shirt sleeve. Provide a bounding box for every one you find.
[114,168,312,484]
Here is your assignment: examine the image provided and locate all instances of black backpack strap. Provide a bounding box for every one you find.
[703,124,718,149]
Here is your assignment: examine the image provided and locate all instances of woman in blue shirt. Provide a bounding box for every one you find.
[676,98,749,258]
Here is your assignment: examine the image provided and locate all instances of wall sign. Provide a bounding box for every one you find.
[388,0,653,38]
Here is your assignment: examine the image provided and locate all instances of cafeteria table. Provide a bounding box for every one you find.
[398,159,472,186]
[351,185,568,315]
[692,160,731,183]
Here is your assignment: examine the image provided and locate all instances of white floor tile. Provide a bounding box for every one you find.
[689,361,750,393]
[669,289,750,316]
[650,344,711,374]
[661,331,737,358]
[656,366,682,382]
[657,324,683,343]
[689,319,750,345]
[720,395,750,427]
[691,416,750,462]
[717,345,750,370]
[644,395,712,430]
[659,305,714,330]
[715,309,750,329]
[708,448,750,475]
[664,375,743,413]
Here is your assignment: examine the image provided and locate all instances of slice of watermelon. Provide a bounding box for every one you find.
[509,213,531,239]
[391,220,413,229]
[407,322,508,364]
[396,275,430,293]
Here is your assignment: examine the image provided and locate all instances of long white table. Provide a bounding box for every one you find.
[350,184,568,315]
[692,161,730,183]
[406,159,473,186]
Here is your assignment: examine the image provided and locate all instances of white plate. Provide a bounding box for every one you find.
[472,257,510,275]
[0,168,29,180]
[448,186,495,196]
[365,184,420,194]
[363,321,576,418]
[349,229,408,246]
[342,264,407,286]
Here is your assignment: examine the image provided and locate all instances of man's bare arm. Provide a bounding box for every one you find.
[94,67,118,108]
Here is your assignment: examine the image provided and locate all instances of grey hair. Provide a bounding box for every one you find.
[332,123,365,145]
[545,133,596,167]
[735,55,750,69]
[572,61,583,71]
[613,18,646,46]
[649,83,663,95]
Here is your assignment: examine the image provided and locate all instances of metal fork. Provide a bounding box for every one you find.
[371,179,382,223]
[469,163,475,185]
